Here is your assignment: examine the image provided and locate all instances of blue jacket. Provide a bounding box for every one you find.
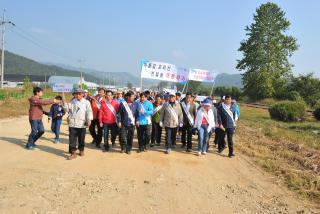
[217,103,237,129]
[117,101,139,127]
[136,100,154,125]
[233,103,240,118]
[49,104,65,120]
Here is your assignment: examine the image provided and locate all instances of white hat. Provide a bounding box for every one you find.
[212,99,217,104]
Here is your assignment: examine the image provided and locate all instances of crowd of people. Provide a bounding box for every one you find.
[27,86,240,160]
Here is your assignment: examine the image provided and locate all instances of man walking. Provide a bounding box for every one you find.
[117,91,139,154]
[63,88,93,160]
[160,92,183,154]
[136,92,154,153]
[180,92,197,152]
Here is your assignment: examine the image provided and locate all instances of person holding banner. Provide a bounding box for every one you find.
[194,98,215,156]
[151,94,163,147]
[180,92,197,152]
[136,92,154,153]
[63,88,93,160]
[117,91,139,154]
[89,87,106,148]
[99,90,120,152]
[217,95,238,158]
[159,92,183,154]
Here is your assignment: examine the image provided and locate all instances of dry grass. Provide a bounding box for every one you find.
[237,105,320,205]
[0,89,73,119]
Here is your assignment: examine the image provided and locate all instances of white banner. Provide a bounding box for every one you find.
[52,83,73,93]
[188,68,216,83]
[140,59,189,83]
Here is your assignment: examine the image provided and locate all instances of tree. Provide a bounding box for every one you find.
[287,73,320,107]
[237,2,298,100]
[23,76,33,93]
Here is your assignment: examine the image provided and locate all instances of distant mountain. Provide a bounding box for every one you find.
[4,50,242,88]
[214,73,243,88]
[3,51,99,82]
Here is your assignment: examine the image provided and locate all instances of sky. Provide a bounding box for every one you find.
[1,0,320,77]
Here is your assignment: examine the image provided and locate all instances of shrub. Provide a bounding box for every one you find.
[269,101,306,122]
[313,101,320,121]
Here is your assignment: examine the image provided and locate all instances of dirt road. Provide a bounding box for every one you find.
[0,116,317,214]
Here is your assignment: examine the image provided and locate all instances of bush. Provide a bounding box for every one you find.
[313,102,320,121]
[269,101,306,122]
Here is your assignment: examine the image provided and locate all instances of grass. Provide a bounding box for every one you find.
[237,105,320,205]
[0,88,72,119]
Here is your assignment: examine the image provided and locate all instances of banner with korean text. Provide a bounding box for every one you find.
[140,59,189,83]
[188,68,216,83]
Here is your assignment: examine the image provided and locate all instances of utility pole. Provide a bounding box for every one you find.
[78,59,85,89]
[0,9,15,89]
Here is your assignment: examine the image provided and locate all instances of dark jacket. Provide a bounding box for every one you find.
[49,104,65,120]
[117,101,139,127]
[217,104,237,129]
[180,101,197,126]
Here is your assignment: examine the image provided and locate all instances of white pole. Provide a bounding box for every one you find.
[181,80,189,94]
[1,10,5,89]
[210,81,215,97]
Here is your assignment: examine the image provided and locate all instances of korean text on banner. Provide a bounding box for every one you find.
[188,68,216,83]
[141,59,189,83]
[52,83,73,93]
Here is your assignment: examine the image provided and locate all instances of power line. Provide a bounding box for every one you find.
[10,27,78,62]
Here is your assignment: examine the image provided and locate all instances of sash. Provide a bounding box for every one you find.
[181,102,194,126]
[166,103,178,125]
[106,100,118,123]
[122,101,135,125]
[139,102,151,125]
[153,105,163,116]
[222,103,236,127]
[202,108,210,124]
[94,97,102,109]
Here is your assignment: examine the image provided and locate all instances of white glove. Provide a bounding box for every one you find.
[179,123,183,128]
[159,121,163,127]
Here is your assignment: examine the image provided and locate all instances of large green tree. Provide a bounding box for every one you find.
[237,2,298,100]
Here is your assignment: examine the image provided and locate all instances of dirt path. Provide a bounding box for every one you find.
[0,116,318,214]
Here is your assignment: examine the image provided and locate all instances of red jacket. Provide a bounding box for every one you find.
[99,99,120,124]
[90,96,106,119]
[29,96,53,120]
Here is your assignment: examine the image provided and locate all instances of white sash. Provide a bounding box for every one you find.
[94,97,102,109]
[153,105,163,116]
[202,108,210,124]
[166,103,178,125]
[222,103,236,127]
[106,100,118,123]
[181,102,194,126]
[122,101,135,125]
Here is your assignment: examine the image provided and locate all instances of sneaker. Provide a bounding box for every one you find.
[181,144,186,148]
[120,149,125,153]
[126,150,131,155]
[186,148,192,152]
[96,144,101,149]
[165,149,171,154]
[150,143,154,148]
[26,146,34,150]
[54,139,59,144]
[156,143,160,146]
[172,145,176,149]
[202,151,207,155]
[228,154,235,158]
[197,152,201,156]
